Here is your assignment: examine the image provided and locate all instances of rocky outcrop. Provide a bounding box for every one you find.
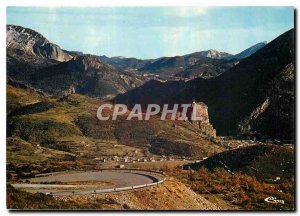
[189,101,216,138]
[63,86,76,97]
[238,98,270,134]
[193,49,232,59]
[7,25,73,62]
[70,55,115,71]
[238,63,295,140]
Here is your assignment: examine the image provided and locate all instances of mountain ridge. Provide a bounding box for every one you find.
[6,25,146,98]
[115,28,295,140]
[226,41,268,60]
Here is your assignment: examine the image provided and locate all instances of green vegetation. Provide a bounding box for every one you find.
[8,117,81,144]
[75,115,116,140]
[7,136,75,164]
[8,101,55,116]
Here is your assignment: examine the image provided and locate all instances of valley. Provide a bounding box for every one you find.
[6,24,295,210]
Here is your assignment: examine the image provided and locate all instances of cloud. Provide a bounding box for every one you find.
[165,7,208,18]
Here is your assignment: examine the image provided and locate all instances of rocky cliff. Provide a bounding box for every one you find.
[238,63,295,140]
[190,101,216,138]
[7,25,73,62]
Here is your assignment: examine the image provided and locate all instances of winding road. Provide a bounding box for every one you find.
[12,169,166,196]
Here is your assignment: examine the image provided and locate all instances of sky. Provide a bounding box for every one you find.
[7,7,294,59]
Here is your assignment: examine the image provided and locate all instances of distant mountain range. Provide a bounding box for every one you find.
[115,29,294,140]
[99,43,267,79]
[7,24,269,98]
[137,52,233,78]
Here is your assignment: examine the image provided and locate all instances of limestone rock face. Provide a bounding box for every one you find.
[238,63,295,140]
[190,101,216,138]
[6,25,73,62]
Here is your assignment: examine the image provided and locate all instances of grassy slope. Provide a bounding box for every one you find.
[7,84,223,173]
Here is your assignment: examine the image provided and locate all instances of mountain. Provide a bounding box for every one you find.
[6,24,295,139]
[97,55,155,71]
[191,49,232,59]
[226,41,267,60]
[7,25,73,62]
[138,53,233,77]
[115,29,295,140]
[98,50,233,79]
[238,62,294,140]
[175,58,237,79]
[28,54,146,98]
[173,42,268,80]
[7,25,69,82]
[6,25,145,98]
[98,43,267,80]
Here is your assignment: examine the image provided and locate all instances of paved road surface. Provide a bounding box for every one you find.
[12,170,165,196]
